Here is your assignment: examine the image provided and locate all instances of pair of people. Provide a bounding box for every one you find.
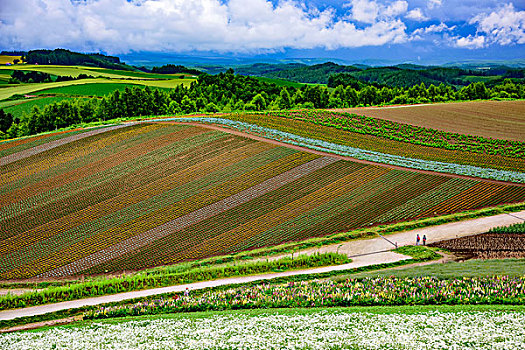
[416,234,426,245]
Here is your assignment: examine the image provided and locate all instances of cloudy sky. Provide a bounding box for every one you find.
[0,0,524,63]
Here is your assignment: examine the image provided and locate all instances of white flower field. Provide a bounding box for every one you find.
[2,309,524,349]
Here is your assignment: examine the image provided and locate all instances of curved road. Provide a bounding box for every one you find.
[0,210,523,322]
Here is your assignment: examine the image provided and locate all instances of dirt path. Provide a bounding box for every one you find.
[0,251,409,322]
[267,210,525,260]
[156,121,525,187]
[1,211,523,322]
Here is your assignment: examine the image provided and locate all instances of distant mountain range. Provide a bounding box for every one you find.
[5,49,523,88]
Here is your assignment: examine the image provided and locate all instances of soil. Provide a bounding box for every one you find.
[333,100,525,142]
[430,232,525,259]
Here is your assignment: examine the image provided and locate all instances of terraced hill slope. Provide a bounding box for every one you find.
[1,123,524,279]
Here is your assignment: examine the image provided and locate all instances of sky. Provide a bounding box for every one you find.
[0,0,524,65]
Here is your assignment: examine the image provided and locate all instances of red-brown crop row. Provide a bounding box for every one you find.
[0,133,249,238]
[0,143,288,275]
[230,113,525,172]
[431,233,525,259]
[1,125,203,206]
[0,147,318,279]
[1,123,524,279]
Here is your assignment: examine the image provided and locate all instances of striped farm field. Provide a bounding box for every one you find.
[227,112,524,173]
[1,123,524,279]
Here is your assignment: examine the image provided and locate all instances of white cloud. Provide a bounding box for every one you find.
[0,0,410,54]
[470,3,525,45]
[405,8,429,21]
[427,0,442,10]
[349,0,380,23]
[412,22,455,36]
[455,35,486,48]
[349,0,408,24]
[451,3,524,49]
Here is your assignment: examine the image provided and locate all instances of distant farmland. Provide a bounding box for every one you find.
[336,100,525,142]
[1,123,524,279]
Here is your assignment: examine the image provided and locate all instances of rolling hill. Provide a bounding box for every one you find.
[1,122,523,279]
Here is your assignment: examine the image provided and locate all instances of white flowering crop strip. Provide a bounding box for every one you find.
[153,117,525,183]
[2,310,524,349]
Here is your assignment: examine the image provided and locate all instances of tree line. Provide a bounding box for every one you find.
[9,70,94,84]
[1,69,523,139]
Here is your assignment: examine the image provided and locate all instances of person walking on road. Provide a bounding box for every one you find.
[416,234,421,246]
[422,235,427,246]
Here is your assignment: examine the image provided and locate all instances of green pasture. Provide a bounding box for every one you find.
[344,258,525,280]
[3,97,84,119]
[462,75,500,83]
[0,65,132,79]
[82,67,196,80]
[255,76,305,88]
[0,78,192,100]
[32,82,169,97]
[0,65,198,81]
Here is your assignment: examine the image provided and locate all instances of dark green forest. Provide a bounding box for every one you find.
[1,69,523,140]
[236,62,525,87]
[23,49,130,70]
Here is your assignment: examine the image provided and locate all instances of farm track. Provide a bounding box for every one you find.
[163,122,525,187]
[0,251,411,322]
[1,210,524,322]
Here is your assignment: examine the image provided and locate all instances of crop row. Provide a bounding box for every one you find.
[432,233,525,252]
[224,113,525,173]
[0,137,276,262]
[1,151,320,279]
[489,222,525,234]
[0,127,90,157]
[170,117,525,182]
[0,125,157,186]
[1,125,204,206]
[0,123,153,187]
[0,143,284,275]
[0,132,245,237]
[85,276,525,320]
[39,157,334,278]
[83,168,441,273]
[266,110,524,158]
[84,160,361,274]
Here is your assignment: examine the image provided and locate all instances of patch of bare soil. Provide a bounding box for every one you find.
[430,233,525,259]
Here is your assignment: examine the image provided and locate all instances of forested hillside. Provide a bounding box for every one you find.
[236,62,525,87]
[1,69,523,140]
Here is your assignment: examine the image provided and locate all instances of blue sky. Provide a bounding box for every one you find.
[0,0,523,64]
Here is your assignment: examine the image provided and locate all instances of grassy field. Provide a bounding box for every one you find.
[255,76,305,88]
[32,82,170,97]
[0,78,192,100]
[2,97,84,119]
[336,100,525,142]
[0,124,523,279]
[345,258,525,280]
[0,65,140,79]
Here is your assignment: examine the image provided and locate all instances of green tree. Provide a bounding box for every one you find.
[0,109,13,133]
[278,88,292,109]
[250,94,267,111]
